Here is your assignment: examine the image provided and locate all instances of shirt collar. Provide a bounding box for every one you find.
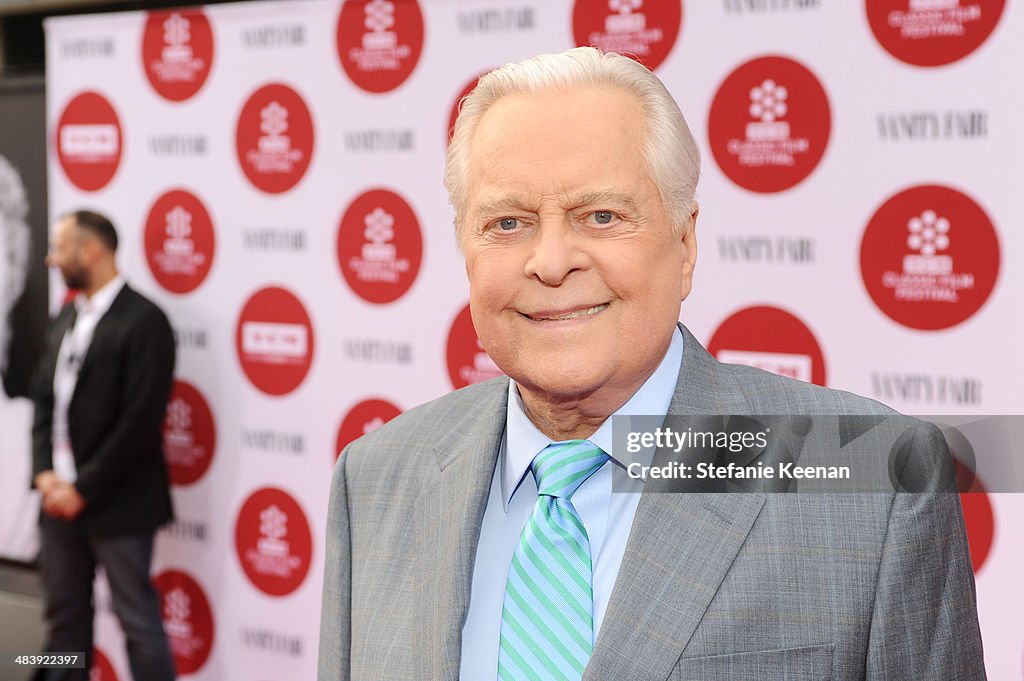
[501,325,685,509]
[75,275,125,317]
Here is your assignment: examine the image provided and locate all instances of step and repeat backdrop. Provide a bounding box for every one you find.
[44,0,1021,679]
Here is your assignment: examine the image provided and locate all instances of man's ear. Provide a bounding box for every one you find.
[680,203,698,301]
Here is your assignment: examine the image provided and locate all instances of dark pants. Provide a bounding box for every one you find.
[38,514,176,681]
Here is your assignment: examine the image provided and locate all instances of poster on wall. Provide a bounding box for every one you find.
[0,76,49,563]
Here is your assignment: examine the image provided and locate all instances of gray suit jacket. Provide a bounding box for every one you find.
[319,325,985,680]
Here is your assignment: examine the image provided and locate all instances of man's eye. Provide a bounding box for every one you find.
[496,218,519,231]
[590,211,616,225]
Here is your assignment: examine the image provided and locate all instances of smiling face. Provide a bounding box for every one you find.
[460,86,697,415]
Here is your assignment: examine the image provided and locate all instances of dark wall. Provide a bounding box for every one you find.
[0,76,47,397]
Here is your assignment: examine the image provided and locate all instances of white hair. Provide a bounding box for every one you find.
[445,46,700,235]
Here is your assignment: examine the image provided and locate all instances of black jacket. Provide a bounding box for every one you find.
[31,284,175,535]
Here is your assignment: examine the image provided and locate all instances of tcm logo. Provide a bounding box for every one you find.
[709,56,830,193]
[867,0,1004,67]
[337,0,425,93]
[143,10,213,100]
[337,189,423,304]
[241,322,308,361]
[708,306,826,386]
[60,125,117,157]
[235,487,313,596]
[55,91,122,191]
[236,83,314,194]
[572,0,682,71]
[861,184,999,330]
[235,286,314,395]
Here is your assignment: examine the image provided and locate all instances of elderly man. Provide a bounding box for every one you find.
[318,48,984,681]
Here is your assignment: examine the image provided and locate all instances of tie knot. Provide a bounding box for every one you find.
[531,440,609,499]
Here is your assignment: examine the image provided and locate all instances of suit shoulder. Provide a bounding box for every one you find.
[339,377,508,463]
[721,361,897,417]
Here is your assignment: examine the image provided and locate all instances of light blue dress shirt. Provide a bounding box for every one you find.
[459,326,685,679]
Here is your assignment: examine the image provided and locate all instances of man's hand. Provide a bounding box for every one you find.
[41,480,86,519]
[34,470,59,497]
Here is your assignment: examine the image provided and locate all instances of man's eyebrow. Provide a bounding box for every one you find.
[474,197,532,216]
[567,191,640,211]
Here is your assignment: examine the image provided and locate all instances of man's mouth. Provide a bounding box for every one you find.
[523,303,609,321]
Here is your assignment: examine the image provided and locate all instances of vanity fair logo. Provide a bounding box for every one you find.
[235,487,313,596]
[56,91,122,192]
[446,303,504,389]
[708,55,830,193]
[236,286,315,395]
[163,379,216,486]
[154,569,214,676]
[337,189,423,304]
[708,305,826,386]
[337,0,424,93]
[573,0,682,71]
[142,10,214,101]
[866,0,1004,67]
[144,189,215,294]
[236,83,314,194]
[860,184,999,330]
[335,397,402,461]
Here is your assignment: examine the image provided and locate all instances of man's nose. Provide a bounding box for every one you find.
[523,219,583,285]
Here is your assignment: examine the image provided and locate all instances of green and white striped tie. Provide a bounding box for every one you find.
[497,440,609,681]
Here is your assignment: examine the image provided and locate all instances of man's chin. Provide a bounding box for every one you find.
[510,369,607,404]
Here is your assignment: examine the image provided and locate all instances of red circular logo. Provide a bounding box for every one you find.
[90,647,120,681]
[142,10,214,101]
[235,83,314,194]
[143,189,215,294]
[235,487,313,596]
[335,398,402,461]
[867,0,1005,67]
[446,303,505,389]
[448,72,491,146]
[337,0,425,93]
[235,286,315,396]
[55,91,123,192]
[163,379,216,486]
[707,305,826,386]
[337,188,423,304]
[572,0,682,71]
[154,569,214,676]
[959,478,994,574]
[708,56,830,194]
[860,185,999,331]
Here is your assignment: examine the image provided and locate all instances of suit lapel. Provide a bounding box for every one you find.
[585,325,766,680]
[413,379,508,681]
[74,285,129,383]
